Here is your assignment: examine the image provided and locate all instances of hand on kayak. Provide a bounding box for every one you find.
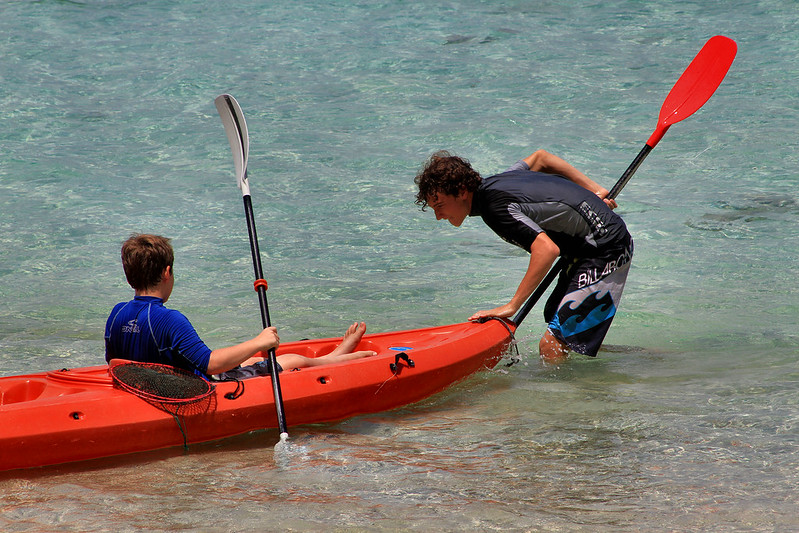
[469,303,517,322]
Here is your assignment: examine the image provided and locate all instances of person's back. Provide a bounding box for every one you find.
[473,169,629,257]
[105,295,212,374]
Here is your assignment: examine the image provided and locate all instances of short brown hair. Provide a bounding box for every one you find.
[120,234,174,291]
[414,151,483,210]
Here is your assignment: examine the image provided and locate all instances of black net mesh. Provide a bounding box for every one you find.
[110,362,216,416]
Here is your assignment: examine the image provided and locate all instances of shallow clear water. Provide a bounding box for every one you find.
[1,0,798,531]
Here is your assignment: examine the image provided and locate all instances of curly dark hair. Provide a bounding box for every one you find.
[414,151,483,210]
[121,234,174,291]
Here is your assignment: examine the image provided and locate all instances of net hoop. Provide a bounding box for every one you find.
[110,361,216,415]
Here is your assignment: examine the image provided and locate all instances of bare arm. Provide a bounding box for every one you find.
[523,150,617,209]
[205,327,280,375]
[469,233,561,321]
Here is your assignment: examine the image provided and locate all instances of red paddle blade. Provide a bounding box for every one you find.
[647,35,737,147]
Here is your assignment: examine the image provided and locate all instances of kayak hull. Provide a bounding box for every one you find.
[0,320,515,472]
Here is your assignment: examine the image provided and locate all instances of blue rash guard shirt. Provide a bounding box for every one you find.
[104,296,213,376]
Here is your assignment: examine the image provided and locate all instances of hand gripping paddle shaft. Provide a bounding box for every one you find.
[511,35,737,327]
[215,94,288,438]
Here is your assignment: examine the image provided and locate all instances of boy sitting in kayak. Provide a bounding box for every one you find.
[105,234,375,380]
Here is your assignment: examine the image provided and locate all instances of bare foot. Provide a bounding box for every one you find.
[327,321,366,356]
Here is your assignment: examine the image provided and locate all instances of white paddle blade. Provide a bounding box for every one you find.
[214,94,251,196]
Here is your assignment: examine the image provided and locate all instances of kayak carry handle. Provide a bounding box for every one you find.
[389,352,415,373]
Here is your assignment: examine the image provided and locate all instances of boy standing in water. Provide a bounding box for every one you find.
[105,234,375,379]
[414,150,633,363]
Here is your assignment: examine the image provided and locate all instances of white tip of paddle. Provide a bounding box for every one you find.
[273,432,308,468]
[273,432,290,454]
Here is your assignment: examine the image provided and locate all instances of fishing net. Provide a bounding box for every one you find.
[110,362,217,417]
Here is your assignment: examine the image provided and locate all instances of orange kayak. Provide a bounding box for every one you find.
[0,320,514,472]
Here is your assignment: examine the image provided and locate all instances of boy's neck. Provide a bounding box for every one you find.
[135,267,173,302]
[135,291,164,300]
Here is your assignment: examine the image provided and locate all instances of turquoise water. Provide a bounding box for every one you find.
[1,0,798,530]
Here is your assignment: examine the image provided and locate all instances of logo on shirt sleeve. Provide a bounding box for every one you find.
[578,201,608,237]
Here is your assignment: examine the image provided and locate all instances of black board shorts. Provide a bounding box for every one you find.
[213,359,283,381]
[545,237,633,357]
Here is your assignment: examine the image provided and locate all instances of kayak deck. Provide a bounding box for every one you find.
[0,320,515,472]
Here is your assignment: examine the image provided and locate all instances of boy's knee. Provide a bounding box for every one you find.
[539,330,569,363]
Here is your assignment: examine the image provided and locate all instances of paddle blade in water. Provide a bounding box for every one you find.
[647,35,737,147]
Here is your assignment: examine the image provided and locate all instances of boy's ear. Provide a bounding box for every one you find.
[163,265,172,279]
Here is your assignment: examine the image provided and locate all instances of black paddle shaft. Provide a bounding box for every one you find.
[242,193,287,433]
[243,194,272,328]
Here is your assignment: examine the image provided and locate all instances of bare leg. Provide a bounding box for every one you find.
[249,322,376,370]
[278,323,375,368]
[239,322,366,367]
[277,348,376,370]
[240,355,266,367]
[539,329,569,364]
